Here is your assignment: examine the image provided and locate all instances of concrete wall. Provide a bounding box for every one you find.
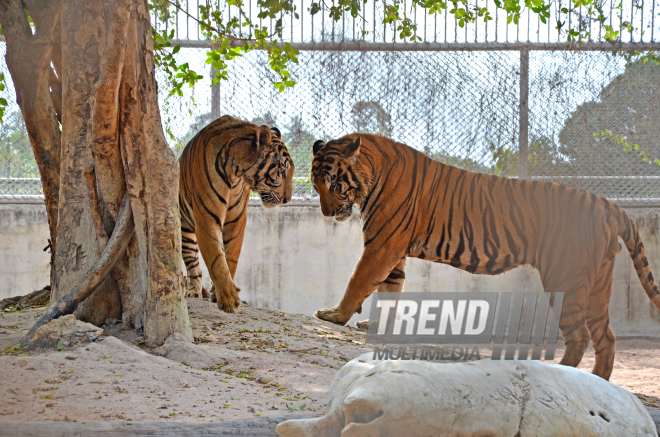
[2,204,660,338]
[0,204,51,299]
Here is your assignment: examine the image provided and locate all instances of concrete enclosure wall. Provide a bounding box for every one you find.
[2,204,660,338]
[0,205,51,299]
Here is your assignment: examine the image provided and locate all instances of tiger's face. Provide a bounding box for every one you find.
[311,136,367,222]
[243,126,295,209]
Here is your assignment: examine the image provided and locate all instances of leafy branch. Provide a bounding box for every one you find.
[593,130,660,166]
[149,0,299,94]
[0,74,7,124]
[149,0,640,98]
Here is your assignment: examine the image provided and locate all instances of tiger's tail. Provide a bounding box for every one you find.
[618,207,660,309]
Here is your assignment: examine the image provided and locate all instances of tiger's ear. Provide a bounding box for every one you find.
[342,137,361,162]
[255,125,272,151]
[313,140,326,155]
[271,127,281,138]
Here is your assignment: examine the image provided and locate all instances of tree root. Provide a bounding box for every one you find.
[0,286,51,311]
[19,192,134,348]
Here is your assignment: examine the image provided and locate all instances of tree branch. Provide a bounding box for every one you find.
[0,0,62,282]
[163,0,269,42]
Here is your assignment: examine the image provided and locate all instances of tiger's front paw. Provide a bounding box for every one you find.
[314,307,352,325]
[215,282,241,313]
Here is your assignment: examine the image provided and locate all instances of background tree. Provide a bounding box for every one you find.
[351,101,392,136]
[251,112,278,128]
[0,111,35,185]
[488,136,566,177]
[559,59,660,176]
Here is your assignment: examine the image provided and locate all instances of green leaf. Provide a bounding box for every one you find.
[64,416,76,422]
[172,45,181,54]
[57,341,64,352]
[286,403,306,411]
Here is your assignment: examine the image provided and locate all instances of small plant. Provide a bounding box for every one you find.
[3,344,29,356]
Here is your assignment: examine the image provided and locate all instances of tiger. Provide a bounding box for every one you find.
[179,115,294,313]
[310,133,660,380]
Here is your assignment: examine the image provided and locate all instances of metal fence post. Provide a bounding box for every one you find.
[211,66,221,119]
[518,49,529,180]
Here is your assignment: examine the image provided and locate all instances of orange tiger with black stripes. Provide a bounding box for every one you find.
[311,133,660,380]
[179,115,294,313]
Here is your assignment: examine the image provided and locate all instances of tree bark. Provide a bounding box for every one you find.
[2,0,192,345]
[118,0,192,343]
[20,192,134,347]
[0,0,62,282]
[55,0,122,326]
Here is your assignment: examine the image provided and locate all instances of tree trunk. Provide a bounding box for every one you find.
[0,0,62,282]
[117,0,192,342]
[2,0,192,346]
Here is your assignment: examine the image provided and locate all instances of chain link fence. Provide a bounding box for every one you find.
[0,42,42,200]
[160,47,660,204]
[2,43,660,204]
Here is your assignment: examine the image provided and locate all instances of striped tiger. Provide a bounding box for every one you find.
[311,133,660,380]
[179,115,294,313]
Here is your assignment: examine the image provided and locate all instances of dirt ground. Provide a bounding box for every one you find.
[1,297,659,423]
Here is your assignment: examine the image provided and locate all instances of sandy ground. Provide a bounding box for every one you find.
[1,297,659,423]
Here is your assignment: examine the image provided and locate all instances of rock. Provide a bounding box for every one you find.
[28,315,103,351]
[153,332,237,368]
[152,332,190,357]
[277,354,658,437]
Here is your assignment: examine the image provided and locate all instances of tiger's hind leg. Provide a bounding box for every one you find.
[355,258,406,331]
[541,268,595,369]
[182,230,204,299]
[181,199,204,299]
[586,255,617,380]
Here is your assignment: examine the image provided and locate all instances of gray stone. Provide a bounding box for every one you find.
[277,354,658,437]
[28,315,103,351]
[152,332,237,368]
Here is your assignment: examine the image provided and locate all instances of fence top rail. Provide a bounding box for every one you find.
[172,39,660,52]
[531,176,660,180]
[2,195,659,209]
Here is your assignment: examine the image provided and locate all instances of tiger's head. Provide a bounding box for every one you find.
[242,125,295,208]
[311,135,368,222]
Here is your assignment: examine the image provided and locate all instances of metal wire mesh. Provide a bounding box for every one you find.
[210,49,522,199]
[528,51,660,203]
[2,43,660,204]
[0,42,42,201]
[173,48,660,204]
